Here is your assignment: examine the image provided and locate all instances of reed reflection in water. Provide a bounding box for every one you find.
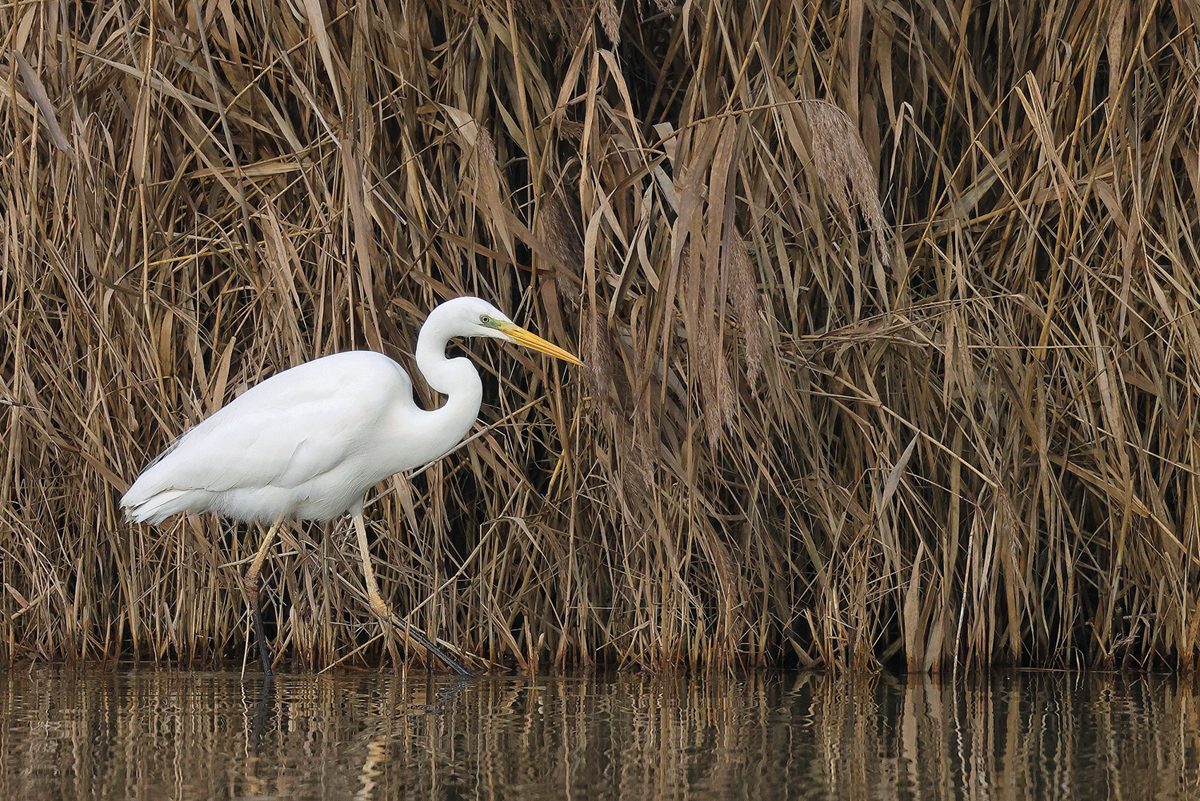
[1,667,1197,800]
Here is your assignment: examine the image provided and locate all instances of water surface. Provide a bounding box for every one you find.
[1,667,1196,799]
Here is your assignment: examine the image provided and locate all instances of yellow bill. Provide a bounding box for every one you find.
[498,322,584,366]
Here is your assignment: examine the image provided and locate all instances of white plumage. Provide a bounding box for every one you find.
[124,350,441,523]
[120,296,581,676]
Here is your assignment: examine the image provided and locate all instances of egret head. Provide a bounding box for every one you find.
[434,296,583,366]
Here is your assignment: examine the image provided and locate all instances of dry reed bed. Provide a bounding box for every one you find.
[2,1,1199,671]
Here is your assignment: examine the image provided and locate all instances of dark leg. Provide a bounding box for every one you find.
[398,620,474,678]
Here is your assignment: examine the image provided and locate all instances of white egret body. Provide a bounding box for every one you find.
[121,296,581,675]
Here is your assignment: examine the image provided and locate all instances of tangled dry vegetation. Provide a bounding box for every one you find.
[3,0,1200,672]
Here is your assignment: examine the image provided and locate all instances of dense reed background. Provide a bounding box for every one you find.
[3,0,1200,672]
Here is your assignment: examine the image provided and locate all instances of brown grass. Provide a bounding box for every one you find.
[2,1,1200,672]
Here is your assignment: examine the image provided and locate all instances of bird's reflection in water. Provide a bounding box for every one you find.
[414,674,473,715]
[355,734,386,801]
[240,675,275,798]
[249,675,275,754]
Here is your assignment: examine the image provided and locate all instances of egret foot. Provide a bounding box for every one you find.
[352,512,472,677]
[368,593,403,670]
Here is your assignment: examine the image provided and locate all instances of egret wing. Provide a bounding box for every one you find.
[129,352,412,499]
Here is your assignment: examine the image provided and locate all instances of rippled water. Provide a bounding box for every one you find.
[1,667,1197,799]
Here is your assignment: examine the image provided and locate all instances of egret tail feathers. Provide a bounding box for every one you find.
[120,487,191,524]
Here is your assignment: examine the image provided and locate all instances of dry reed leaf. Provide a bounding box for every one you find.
[12,51,72,154]
[300,0,344,113]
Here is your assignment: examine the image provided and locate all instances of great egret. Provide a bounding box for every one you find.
[121,296,582,677]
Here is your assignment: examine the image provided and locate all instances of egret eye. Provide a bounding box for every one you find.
[480,315,492,325]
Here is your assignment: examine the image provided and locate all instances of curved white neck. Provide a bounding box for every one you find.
[414,314,484,448]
